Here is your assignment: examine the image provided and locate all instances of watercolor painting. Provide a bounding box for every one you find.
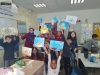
[40,28,48,34]
[45,23,52,30]
[50,40,64,51]
[34,37,45,47]
[22,46,32,56]
[66,15,78,25]
[37,18,42,23]
[34,30,40,36]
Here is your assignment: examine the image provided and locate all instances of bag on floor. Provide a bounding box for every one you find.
[71,67,84,75]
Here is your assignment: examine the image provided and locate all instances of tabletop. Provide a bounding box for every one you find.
[78,53,100,68]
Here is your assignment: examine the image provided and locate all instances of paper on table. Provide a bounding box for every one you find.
[0,68,13,75]
[14,68,25,75]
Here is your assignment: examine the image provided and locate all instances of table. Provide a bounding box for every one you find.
[9,59,44,75]
[78,53,100,75]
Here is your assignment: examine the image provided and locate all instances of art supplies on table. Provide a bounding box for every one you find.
[34,37,45,47]
[50,40,64,51]
[66,15,78,24]
[22,46,32,56]
[40,28,48,34]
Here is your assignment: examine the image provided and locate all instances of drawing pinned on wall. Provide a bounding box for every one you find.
[66,15,78,24]
[22,46,32,56]
[50,40,64,51]
[34,37,44,47]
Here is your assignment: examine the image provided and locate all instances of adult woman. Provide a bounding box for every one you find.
[21,28,36,48]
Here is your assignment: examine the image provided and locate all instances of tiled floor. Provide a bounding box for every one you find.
[59,69,100,75]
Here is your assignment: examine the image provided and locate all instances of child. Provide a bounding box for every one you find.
[55,31,63,41]
[13,36,19,57]
[83,34,100,51]
[51,35,56,40]
[62,34,74,75]
[44,47,63,75]
[26,47,44,61]
[0,35,19,67]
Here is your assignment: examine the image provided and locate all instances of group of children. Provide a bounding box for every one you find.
[0,25,100,75]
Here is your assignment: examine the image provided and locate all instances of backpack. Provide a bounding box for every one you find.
[71,67,84,75]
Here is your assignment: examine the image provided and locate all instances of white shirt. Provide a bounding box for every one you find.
[47,54,61,75]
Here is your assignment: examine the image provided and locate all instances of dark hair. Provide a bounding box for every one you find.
[92,34,98,39]
[29,28,34,31]
[67,37,72,41]
[5,35,12,39]
[31,47,41,60]
[51,59,57,64]
[45,39,50,43]
[70,31,77,40]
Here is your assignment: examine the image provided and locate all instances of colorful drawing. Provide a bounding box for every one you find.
[22,47,32,56]
[50,40,64,51]
[66,15,78,24]
[58,21,69,30]
[34,30,40,36]
[34,37,45,47]
[40,28,48,34]
[37,18,43,23]
[53,16,58,22]
[45,23,52,30]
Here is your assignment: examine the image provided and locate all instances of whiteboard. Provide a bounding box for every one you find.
[0,17,17,50]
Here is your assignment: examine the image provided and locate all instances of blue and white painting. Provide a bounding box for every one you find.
[34,37,44,47]
[34,30,40,36]
[50,40,64,51]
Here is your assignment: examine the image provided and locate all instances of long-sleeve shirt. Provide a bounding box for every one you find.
[83,39,99,50]
[0,36,19,60]
[68,32,78,49]
[47,54,61,75]
[62,35,74,57]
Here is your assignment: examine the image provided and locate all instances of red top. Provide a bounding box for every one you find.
[21,33,35,48]
[54,32,63,41]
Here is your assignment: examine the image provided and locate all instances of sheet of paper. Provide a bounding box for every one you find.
[22,46,32,56]
[66,15,78,25]
[50,40,64,51]
[14,68,25,75]
[34,37,45,47]
[0,68,13,75]
[40,28,48,34]
[34,30,40,36]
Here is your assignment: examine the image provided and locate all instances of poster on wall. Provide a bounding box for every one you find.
[17,20,27,44]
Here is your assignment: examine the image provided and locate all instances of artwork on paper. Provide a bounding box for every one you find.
[22,46,32,56]
[45,23,52,30]
[40,28,48,34]
[37,18,43,23]
[34,37,45,47]
[58,21,69,30]
[34,30,40,36]
[1,27,18,36]
[50,40,64,51]
[66,15,78,24]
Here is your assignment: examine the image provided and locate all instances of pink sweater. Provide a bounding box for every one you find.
[47,54,61,75]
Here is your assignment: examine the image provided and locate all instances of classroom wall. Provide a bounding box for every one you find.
[37,8,100,44]
[0,5,37,67]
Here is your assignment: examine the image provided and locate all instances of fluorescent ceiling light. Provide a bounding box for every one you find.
[71,0,84,4]
[71,0,73,4]
[74,0,77,4]
[81,0,84,3]
[33,3,46,8]
[78,0,81,3]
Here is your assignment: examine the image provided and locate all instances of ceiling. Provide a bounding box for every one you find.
[12,0,100,14]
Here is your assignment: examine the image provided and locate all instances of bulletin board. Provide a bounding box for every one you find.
[93,23,100,40]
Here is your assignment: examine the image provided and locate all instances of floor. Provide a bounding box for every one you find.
[59,67,100,75]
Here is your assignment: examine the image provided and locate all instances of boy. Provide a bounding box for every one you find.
[0,34,19,67]
[62,35,74,75]
[83,34,100,51]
